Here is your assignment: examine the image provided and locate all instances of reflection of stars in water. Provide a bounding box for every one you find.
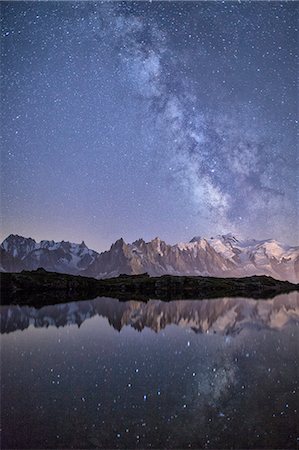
[2,304,299,449]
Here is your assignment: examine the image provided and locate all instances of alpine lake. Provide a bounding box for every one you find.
[1,292,298,449]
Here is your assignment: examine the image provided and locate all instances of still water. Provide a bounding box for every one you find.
[1,293,299,449]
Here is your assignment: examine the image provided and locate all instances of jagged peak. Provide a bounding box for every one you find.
[2,234,36,243]
[40,239,55,245]
[190,236,204,243]
[149,236,166,249]
[1,235,37,256]
[150,236,168,246]
[132,238,145,246]
[151,236,161,242]
[111,237,126,249]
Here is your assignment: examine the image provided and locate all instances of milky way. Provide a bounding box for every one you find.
[1,2,298,250]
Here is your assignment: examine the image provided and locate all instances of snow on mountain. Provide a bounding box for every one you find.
[1,233,298,282]
[1,234,38,259]
[207,234,299,283]
[0,235,98,275]
[207,234,240,261]
[85,236,234,279]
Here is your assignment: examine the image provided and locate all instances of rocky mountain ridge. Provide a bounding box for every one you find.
[1,233,298,282]
[0,234,98,275]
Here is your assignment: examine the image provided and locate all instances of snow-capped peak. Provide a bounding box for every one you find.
[210,233,240,244]
[1,234,37,259]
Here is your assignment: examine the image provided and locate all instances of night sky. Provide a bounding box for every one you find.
[1,1,298,251]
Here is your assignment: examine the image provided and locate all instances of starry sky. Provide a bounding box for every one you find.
[1,1,298,251]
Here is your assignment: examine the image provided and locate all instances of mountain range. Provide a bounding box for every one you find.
[1,233,298,282]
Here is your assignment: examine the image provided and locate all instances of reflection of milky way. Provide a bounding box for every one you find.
[1,292,299,334]
[1,294,298,448]
[1,2,298,247]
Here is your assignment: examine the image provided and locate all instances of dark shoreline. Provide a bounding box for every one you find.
[1,268,298,306]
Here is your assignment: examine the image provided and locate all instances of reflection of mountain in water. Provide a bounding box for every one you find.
[1,293,298,335]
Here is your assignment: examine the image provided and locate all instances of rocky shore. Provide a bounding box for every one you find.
[1,268,298,306]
